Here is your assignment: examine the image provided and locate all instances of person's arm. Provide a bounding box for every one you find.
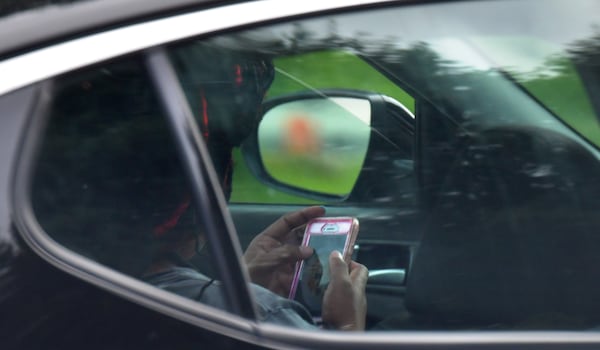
[322,251,368,331]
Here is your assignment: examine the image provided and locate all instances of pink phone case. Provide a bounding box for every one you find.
[288,216,359,300]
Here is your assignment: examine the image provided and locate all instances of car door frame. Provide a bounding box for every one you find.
[5,0,600,349]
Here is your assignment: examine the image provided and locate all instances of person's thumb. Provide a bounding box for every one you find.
[349,261,369,288]
[328,250,349,280]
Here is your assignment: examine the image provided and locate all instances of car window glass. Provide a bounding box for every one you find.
[31,55,230,312]
[29,0,600,335]
[168,0,600,332]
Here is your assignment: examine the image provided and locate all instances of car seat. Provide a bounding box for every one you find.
[379,125,600,330]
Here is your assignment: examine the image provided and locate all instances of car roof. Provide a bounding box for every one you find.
[0,0,227,59]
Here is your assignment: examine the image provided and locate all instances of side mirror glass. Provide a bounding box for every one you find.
[242,89,415,201]
[252,93,372,199]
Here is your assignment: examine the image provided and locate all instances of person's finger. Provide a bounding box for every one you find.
[328,250,351,282]
[252,244,314,271]
[261,206,325,240]
[348,260,369,287]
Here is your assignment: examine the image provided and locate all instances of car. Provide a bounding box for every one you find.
[2,0,600,348]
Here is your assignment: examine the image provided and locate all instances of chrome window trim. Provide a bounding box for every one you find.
[0,0,395,96]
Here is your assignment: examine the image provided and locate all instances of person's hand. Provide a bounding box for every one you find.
[243,206,325,296]
[322,251,368,331]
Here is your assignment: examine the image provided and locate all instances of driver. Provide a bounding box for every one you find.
[142,41,368,331]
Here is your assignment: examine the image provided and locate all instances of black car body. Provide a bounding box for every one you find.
[2,0,600,349]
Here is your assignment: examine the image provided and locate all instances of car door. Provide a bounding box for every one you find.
[4,0,600,349]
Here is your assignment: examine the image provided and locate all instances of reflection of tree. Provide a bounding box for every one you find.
[287,23,317,53]
[325,19,343,47]
[252,22,457,110]
[275,20,600,144]
[515,27,600,80]
[566,27,600,125]
[568,26,600,68]
[505,28,600,146]
[32,58,189,276]
[0,0,83,17]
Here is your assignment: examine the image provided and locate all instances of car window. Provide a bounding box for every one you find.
[25,0,600,337]
[169,0,600,332]
[30,55,231,312]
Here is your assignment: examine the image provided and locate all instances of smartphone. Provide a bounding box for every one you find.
[288,217,359,315]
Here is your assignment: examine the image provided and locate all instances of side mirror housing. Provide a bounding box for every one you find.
[242,89,414,201]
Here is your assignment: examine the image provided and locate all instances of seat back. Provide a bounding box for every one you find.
[406,126,600,329]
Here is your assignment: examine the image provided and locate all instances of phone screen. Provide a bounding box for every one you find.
[293,233,350,315]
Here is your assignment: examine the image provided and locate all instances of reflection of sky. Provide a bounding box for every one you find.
[331,98,370,125]
[333,0,598,47]
[249,0,599,76]
[428,37,563,76]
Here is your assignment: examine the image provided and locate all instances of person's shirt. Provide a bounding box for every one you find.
[143,266,317,330]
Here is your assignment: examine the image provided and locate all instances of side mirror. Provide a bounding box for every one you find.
[242,89,414,201]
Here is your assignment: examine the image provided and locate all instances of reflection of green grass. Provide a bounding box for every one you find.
[262,152,364,195]
[519,61,600,146]
[471,37,600,147]
[269,50,414,109]
[232,149,319,204]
